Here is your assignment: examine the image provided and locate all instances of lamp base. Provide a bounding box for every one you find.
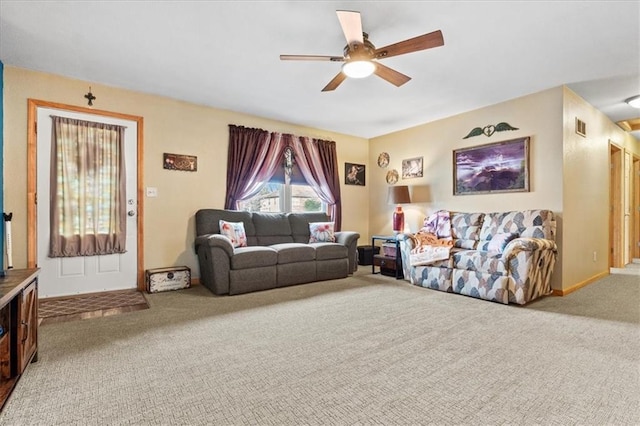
[392,206,405,234]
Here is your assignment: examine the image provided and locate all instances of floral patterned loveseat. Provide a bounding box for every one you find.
[398,209,558,305]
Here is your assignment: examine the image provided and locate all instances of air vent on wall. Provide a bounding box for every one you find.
[575,117,586,137]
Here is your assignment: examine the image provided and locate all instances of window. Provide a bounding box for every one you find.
[237,182,326,213]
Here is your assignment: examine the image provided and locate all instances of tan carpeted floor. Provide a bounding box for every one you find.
[1,271,638,425]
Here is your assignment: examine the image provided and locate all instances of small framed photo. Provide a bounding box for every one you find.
[163,153,197,171]
[402,157,423,179]
[345,163,365,186]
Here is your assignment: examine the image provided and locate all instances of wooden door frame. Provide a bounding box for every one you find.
[633,154,640,260]
[26,99,146,290]
[609,142,623,268]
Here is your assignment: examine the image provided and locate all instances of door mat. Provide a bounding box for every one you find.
[39,290,149,325]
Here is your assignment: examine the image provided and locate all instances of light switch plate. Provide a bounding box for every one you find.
[146,187,158,197]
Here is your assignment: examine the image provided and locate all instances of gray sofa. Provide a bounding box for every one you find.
[195,209,360,295]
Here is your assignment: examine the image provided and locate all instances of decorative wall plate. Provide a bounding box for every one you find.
[386,169,399,185]
[377,152,390,168]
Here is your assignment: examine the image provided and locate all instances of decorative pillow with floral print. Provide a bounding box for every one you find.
[309,222,336,243]
[219,220,247,248]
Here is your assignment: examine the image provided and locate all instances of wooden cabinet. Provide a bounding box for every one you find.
[0,269,39,411]
[17,280,38,373]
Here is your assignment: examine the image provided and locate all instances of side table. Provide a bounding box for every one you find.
[371,235,404,279]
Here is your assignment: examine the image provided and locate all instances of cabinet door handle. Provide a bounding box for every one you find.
[21,321,29,342]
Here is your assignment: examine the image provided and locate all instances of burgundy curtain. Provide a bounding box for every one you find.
[224,125,286,209]
[288,135,343,230]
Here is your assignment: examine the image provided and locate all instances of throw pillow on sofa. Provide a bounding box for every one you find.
[420,210,452,239]
[219,220,248,248]
[487,232,518,254]
[309,222,336,243]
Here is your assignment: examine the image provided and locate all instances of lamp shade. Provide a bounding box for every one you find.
[387,185,411,205]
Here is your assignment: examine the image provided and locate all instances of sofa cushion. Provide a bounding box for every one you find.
[230,246,278,270]
[311,242,348,260]
[289,213,331,243]
[479,210,555,243]
[196,209,256,243]
[309,222,336,243]
[219,220,248,248]
[253,213,294,245]
[450,212,484,249]
[271,243,316,264]
[452,250,508,275]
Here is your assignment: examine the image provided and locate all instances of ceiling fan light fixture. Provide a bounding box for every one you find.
[625,95,640,109]
[342,60,375,78]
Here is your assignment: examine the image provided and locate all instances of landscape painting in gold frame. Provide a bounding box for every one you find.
[453,137,530,195]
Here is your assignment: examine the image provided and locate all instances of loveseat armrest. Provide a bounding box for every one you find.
[397,233,416,250]
[502,237,558,304]
[502,237,557,260]
[195,234,235,257]
[397,233,417,281]
[335,231,360,274]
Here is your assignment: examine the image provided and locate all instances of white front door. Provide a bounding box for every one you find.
[36,107,138,298]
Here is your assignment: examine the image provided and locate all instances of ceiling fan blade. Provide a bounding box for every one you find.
[375,30,444,59]
[336,10,364,47]
[374,62,411,87]
[280,54,344,62]
[322,72,347,92]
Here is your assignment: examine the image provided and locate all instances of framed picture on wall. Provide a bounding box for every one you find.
[163,153,197,171]
[402,157,423,179]
[453,136,530,195]
[345,163,365,186]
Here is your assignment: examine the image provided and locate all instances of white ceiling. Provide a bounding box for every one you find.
[1,1,639,139]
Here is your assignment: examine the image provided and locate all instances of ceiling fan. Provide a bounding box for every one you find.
[280,10,444,92]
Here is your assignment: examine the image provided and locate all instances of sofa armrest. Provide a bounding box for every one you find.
[195,234,235,257]
[502,237,557,261]
[397,233,417,282]
[397,233,416,250]
[335,231,360,274]
[195,234,234,295]
[501,237,558,304]
[334,231,359,247]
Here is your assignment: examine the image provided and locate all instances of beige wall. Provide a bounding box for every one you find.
[562,87,639,288]
[370,87,566,231]
[3,66,369,278]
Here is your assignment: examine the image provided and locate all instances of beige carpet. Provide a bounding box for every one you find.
[1,271,638,425]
